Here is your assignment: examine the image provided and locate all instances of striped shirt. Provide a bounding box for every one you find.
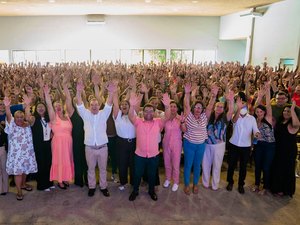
[183,112,208,144]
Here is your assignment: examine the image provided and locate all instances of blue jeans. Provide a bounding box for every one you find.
[183,139,206,186]
[254,141,275,189]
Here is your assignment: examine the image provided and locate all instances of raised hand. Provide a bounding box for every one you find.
[236,97,244,109]
[180,112,186,123]
[140,82,149,93]
[225,90,235,102]
[3,96,11,107]
[23,94,32,106]
[129,92,139,106]
[43,84,50,95]
[76,80,84,93]
[161,93,171,106]
[184,83,192,94]
[106,82,117,94]
[291,100,296,111]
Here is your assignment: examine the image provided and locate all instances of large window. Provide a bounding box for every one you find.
[120,49,143,64]
[91,49,119,63]
[170,50,193,63]
[144,49,166,64]
[11,49,217,64]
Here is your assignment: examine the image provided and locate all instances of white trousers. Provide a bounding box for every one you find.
[202,142,225,190]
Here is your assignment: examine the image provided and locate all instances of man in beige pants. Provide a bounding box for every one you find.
[76,80,116,197]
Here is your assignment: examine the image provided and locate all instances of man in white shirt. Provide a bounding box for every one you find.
[76,81,116,197]
[226,92,260,194]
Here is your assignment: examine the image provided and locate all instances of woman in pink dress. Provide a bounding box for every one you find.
[44,85,74,189]
[162,101,183,192]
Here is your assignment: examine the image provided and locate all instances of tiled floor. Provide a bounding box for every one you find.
[0,166,299,225]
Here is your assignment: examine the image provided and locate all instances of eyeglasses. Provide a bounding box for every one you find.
[276,97,286,100]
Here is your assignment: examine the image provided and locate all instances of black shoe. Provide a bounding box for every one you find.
[0,192,7,196]
[149,192,158,201]
[100,188,110,197]
[129,191,139,201]
[226,183,233,191]
[57,183,67,190]
[238,186,245,194]
[88,188,95,197]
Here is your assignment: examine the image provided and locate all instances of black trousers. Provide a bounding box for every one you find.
[226,143,251,187]
[116,136,136,185]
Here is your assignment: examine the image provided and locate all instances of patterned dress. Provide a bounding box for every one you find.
[5,118,37,175]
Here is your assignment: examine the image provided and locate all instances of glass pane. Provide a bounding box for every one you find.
[36,50,62,64]
[170,50,182,63]
[24,51,37,63]
[65,49,90,63]
[181,50,193,63]
[194,50,216,63]
[120,49,143,64]
[12,51,25,63]
[91,49,119,63]
[0,50,10,64]
[144,49,166,64]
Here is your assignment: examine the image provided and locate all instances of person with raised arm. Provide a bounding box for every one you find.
[202,88,235,191]
[4,96,37,200]
[76,80,116,197]
[43,84,74,190]
[181,83,215,195]
[128,92,170,201]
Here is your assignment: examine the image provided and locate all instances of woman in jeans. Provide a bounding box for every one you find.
[253,82,276,195]
[181,83,217,195]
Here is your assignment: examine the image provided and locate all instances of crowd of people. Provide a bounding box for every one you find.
[0,60,299,201]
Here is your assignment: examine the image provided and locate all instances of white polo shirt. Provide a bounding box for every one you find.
[229,113,260,147]
[114,110,136,139]
[76,103,112,146]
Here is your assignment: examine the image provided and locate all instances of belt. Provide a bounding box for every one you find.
[118,136,136,143]
[87,144,107,150]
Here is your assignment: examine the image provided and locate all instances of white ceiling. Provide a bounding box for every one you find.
[0,0,282,16]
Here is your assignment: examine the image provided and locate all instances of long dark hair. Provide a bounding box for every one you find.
[208,101,227,125]
[277,106,292,126]
[33,101,50,123]
[254,104,272,129]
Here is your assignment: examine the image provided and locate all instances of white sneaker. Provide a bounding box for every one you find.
[49,186,55,189]
[43,188,51,192]
[172,184,179,192]
[163,180,170,188]
[118,185,125,191]
[296,173,300,178]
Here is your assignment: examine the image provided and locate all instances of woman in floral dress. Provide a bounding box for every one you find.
[4,97,37,200]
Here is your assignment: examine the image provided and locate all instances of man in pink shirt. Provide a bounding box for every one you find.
[128,93,170,201]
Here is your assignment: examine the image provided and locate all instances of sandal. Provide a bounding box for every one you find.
[193,185,199,194]
[258,189,266,195]
[250,185,259,193]
[16,193,23,201]
[184,186,190,195]
[21,185,33,191]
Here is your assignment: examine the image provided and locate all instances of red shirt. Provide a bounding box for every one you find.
[292,93,300,107]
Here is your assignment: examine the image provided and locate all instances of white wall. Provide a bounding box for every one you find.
[217,40,247,63]
[0,16,220,50]
[252,0,300,67]
[0,15,246,63]
[219,10,252,40]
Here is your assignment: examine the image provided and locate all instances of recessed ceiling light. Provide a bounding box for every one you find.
[1,1,7,4]
[49,0,55,3]
[145,0,151,3]
[192,0,198,3]
[96,0,103,3]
